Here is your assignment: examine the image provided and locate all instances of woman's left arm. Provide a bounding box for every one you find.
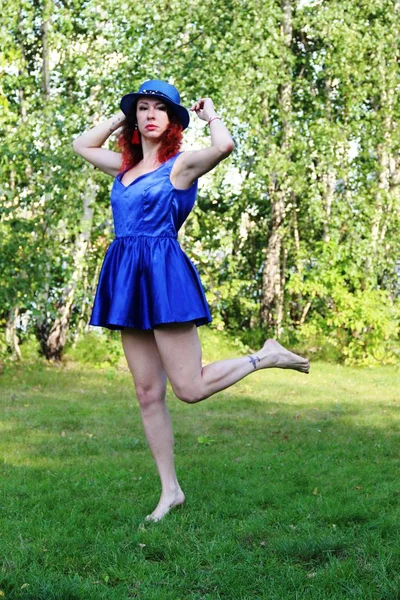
[172,98,235,189]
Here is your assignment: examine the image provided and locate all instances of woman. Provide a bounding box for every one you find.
[73,79,309,522]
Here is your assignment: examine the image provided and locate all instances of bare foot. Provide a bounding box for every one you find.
[259,339,310,373]
[145,487,185,523]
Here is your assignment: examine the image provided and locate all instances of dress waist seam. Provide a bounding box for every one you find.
[114,234,178,240]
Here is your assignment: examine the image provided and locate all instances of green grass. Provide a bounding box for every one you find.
[0,346,399,599]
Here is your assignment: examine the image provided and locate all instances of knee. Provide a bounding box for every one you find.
[135,383,166,411]
[173,383,206,404]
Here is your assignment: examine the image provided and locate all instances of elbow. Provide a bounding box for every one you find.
[72,138,80,154]
[219,140,235,158]
[72,137,87,155]
[225,140,235,155]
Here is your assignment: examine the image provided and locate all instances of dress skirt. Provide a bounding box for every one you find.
[89,235,212,331]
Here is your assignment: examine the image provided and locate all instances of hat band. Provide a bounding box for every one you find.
[140,89,175,102]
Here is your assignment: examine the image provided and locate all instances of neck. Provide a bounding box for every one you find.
[141,139,162,165]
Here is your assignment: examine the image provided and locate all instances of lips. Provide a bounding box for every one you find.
[145,125,158,130]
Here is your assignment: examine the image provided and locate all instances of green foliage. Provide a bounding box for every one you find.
[198,326,249,362]
[329,289,399,365]
[288,242,400,365]
[64,330,124,367]
[1,0,399,364]
[196,435,216,445]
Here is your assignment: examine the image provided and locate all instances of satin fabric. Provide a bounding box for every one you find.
[89,153,212,330]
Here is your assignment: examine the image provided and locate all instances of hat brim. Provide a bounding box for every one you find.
[120,92,190,130]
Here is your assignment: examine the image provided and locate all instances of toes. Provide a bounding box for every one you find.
[145,510,163,522]
[145,514,161,523]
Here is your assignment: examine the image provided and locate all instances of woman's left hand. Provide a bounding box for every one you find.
[190,98,217,123]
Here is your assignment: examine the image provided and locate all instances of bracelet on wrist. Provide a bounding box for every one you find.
[207,116,221,126]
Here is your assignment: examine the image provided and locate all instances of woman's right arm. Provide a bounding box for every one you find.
[72,111,126,177]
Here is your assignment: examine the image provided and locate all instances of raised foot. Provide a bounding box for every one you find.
[145,488,186,523]
[262,339,310,373]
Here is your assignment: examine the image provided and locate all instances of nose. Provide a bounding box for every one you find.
[147,106,156,119]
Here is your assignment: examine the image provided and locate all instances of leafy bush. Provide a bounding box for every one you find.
[64,329,124,367]
[288,264,400,365]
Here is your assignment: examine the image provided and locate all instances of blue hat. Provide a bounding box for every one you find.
[120,80,190,130]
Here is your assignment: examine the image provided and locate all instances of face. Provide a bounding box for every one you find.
[136,97,170,139]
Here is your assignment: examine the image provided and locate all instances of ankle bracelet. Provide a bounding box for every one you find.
[248,355,261,370]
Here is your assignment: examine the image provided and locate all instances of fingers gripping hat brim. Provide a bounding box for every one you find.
[120,80,190,130]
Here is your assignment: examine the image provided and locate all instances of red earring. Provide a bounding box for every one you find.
[132,127,140,144]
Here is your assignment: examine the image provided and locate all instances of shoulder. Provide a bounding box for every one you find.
[170,150,190,170]
[165,151,184,169]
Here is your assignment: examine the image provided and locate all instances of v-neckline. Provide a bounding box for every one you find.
[118,163,164,189]
[117,153,180,189]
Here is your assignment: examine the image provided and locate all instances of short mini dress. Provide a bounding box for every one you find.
[89,152,212,330]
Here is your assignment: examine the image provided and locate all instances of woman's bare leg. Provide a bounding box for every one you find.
[154,324,310,403]
[121,328,185,521]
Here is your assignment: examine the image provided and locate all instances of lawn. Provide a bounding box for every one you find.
[0,346,399,599]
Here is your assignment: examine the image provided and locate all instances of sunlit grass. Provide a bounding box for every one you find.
[0,347,399,599]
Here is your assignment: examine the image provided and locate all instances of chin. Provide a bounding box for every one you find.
[143,131,164,140]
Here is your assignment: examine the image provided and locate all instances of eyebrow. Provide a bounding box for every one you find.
[138,100,166,106]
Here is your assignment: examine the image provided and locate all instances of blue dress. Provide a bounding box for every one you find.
[89,152,212,330]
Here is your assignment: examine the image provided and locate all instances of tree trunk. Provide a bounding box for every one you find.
[5,308,22,361]
[380,154,400,245]
[276,245,287,336]
[260,0,292,334]
[322,77,336,243]
[33,0,55,348]
[43,179,96,360]
[292,201,300,256]
[5,14,32,359]
[322,167,335,243]
[366,57,394,274]
[33,0,98,359]
[371,119,391,256]
[41,6,51,99]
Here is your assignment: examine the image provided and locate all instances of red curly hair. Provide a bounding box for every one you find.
[117,105,183,171]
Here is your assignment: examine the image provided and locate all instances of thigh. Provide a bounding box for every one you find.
[153,323,203,393]
[121,328,167,393]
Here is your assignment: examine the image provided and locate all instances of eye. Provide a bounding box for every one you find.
[157,104,167,111]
